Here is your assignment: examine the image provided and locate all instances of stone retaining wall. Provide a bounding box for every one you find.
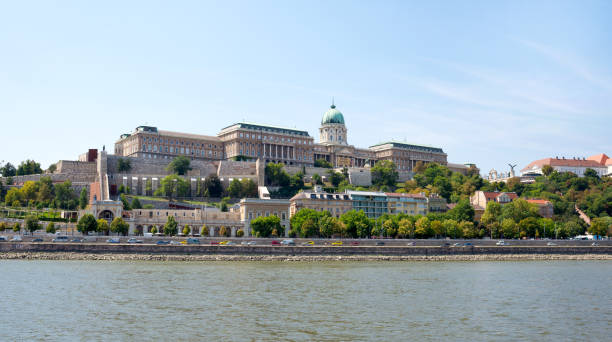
[2,243,610,256]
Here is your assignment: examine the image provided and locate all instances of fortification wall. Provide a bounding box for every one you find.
[107,155,218,177]
[55,160,97,175]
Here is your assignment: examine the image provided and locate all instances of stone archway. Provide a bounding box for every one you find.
[135,225,144,236]
[98,210,114,222]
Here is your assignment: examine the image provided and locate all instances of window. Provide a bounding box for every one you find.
[281,212,286,220]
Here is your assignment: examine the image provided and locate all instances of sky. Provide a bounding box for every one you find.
[1,0,611,175]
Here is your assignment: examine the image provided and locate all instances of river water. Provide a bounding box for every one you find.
[0,260,610,341]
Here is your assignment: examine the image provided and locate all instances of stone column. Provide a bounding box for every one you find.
[231,227,236,237]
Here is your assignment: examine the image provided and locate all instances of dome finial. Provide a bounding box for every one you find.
[331,97,335,109]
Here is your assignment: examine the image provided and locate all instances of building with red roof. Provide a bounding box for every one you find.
[521,154,608,177]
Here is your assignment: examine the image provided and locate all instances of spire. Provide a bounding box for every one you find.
[331,97,336,109]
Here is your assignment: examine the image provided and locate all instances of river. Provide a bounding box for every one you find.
[0,260,610,341]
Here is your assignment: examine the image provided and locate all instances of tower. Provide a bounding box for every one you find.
[319,100,347,145]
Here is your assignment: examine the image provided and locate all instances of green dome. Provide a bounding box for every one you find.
[321,104,345,124]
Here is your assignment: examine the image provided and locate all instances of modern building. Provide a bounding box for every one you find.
[521,155,608,177]
[345,190,388,218]
[385,193,428,216]
[114,102,448,169]
[426,193,448,213]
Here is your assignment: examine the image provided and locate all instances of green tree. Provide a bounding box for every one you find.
[166,156,192,175]
[45,222,56,234]
[16,159,43,176]
[117,158,132,172]
[415,216,432,238]
[110,217,129,236]
[79,188,88,209]
[241,178,258,198]
[0,162,17,177]
[265,163,290,187]
[443,219,461,239]
[157,174,190,199]
[5,187,22,207]
[372,160,399,188]
[340,210,372,238]
[318,215,340,238]
[163,216,178,236]
[327,170,345,187]
[24,214,40,235]
[314,159,333,168]
[97,219,110,234]
[227,179,243,198]
[77,214,98,235]
[501,199,539,223]
[541,165,554,177]
[398,218,414,238]
[500,218,517,239]
[220,226,230,237]
[120,194,131,210]
[481,201,501,226]
[460,221,477,238]
[150,226,158,234]
[518,217,539,238]
[13,222,21,233]
[251,215,282,238]
[311,173,323,185]
[201,224,209,236]
[448,199,474,222]
[183,225,191,236]
[203,174,223,198]
[131,197,142,209]
[589,217,611,237]
[236,229,244,237]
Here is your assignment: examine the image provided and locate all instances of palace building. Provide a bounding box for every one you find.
[114,102,447,170]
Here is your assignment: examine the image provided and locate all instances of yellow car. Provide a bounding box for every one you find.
[301,241,314,246]
[219,241,229,245]
[331,241,343,246]
[180,240,187,245]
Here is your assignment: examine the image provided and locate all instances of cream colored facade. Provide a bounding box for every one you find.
[113,103,447,170]
[128,208,243,237]
[386,193,427,216]
[239,198,291,237]
[289,191,353,218]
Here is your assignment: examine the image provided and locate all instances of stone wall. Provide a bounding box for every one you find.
[1,243,611,256]
[107,155,219,177]
[55,160,97,175]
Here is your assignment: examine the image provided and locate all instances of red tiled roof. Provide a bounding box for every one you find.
[587,153,609,165]
[481,191,518,200]
[526,199,552,205]
[385,192,426,199]
[521,157,606,172]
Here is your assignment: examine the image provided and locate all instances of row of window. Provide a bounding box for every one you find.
[142,136,219,149]
[238,132,313,145]
[247,211,287,220]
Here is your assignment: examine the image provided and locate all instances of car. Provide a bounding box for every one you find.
[210,241,220,245]
[106,238,120,243]
[241,241,249,245]
[440,242,451,247]
[247,241,257,246]
[127,238,143,243]
[52,236,69,242]
[271,240,280,246]
[219,241,229,245]
[225,241,236,246]
[170,240,181,245]
[180,240,187,245]
[331,241,343,246]
[351,241,360,246]
[496,240,507,246]
[302,241,314,246]
[591,242,600,246]
[187,238,200,244]
[156,240,170,245]
[546,242,557,246]
[463,242,473,247]
[375,241,385,246]
[11,235,23,242]
[452,243,462,247]
[281,239,295,246]
[0,236,7,241]
[406,242,415,246]
[32,238,43,242]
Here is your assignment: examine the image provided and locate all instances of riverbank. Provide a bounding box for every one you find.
[2,252,611,261]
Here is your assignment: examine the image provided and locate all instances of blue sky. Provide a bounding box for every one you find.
[1,0,611,175]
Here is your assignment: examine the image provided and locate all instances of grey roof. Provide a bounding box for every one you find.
[220,122,310,137]
[369,141,444,153]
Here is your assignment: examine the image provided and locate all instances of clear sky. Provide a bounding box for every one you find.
[1,0,611,175]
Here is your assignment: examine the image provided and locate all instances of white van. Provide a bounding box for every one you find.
[11,235,22,242]
[52,236,69,242]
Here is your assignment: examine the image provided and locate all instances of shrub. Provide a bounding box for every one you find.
[236,229,244,237]
[46,222,56,234]
[183,225,191,236]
